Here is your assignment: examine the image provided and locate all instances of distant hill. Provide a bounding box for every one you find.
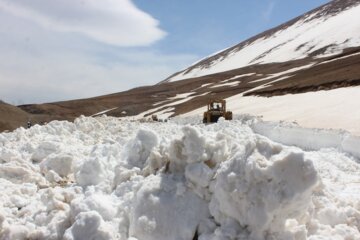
[0,101,30,132]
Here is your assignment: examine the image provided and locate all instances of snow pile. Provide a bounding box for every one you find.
[210,147,317,239]
[0,116,359,239]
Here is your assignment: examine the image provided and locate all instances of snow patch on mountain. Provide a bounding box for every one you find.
[210,81,240,88]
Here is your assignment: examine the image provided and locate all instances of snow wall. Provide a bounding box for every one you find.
[250,118,360,159]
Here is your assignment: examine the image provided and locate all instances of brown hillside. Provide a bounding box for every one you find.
[0,101,30,132]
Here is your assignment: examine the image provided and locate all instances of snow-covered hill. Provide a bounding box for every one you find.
[165,0,360,82]
[0,116,360,239]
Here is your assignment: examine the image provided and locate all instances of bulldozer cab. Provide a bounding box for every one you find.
[208,100,225,112]
[203,99,232,123]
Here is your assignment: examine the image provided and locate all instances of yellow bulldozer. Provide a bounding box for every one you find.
[203,99,232,123]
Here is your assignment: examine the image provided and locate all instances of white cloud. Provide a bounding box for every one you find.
[0,49,197,104]
[0,3,197,104]
[0,0,166,46]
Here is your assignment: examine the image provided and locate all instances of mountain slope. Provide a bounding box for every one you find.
[164,0,360,82]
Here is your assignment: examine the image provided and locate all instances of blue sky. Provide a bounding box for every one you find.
[134,0,329,56]
[0,0,329,104]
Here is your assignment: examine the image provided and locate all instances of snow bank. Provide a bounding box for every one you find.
[0,116,359,240]
[182,86,360,137]
[251,119,360,159]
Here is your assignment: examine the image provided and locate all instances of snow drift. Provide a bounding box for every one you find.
[0,116,359,239]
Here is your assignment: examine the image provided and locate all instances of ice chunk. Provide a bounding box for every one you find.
[63,211,113,240]
[31,141,60,163]
[185,162,213,187]
[122,128,159,169]
[129,174,209,240]
[40,153,74,177]
[0,225,29,240]
[70,192,116,221]
[75,158,105,187]
[168,126,208,172]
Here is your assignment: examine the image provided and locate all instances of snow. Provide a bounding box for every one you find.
[63,211,114,240]
[92,108,118,117]
[153,93,195,107]
[183,86,360,136]
[250,63,315,83]
[251,120,360,159]
[139,92,210,119]
[251,75,293,85]
[168,4,360,81]
[167,92,195,100]
[317,51,360,65]
[0,115,359,239]
[141,93,196,118]
[201,83,212,87]
[210,81,240,88]
[220,73,256,83]
[129,174,209,240]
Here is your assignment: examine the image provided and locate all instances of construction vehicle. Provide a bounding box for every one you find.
[203,99,232,123]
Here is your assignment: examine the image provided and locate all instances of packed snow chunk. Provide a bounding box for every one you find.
[181,126,207,163]
[168,125,210,172]
[185,162,214,188]
[75,158,105,187]
[40,153,74,178]
[308,223,360,240]
[129,174,209,240]
[74,115,105,133]
[122,128,159,169]
[309,193,360,239]
[0,164,45,184]
[31,141,61,163]
[0,149,18,163]
[0,224,29,240]
[210,136,318,239]
[342,134,360,159]
[63,211,113,240]
[70,191,117,221]
[113,166,142,186]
